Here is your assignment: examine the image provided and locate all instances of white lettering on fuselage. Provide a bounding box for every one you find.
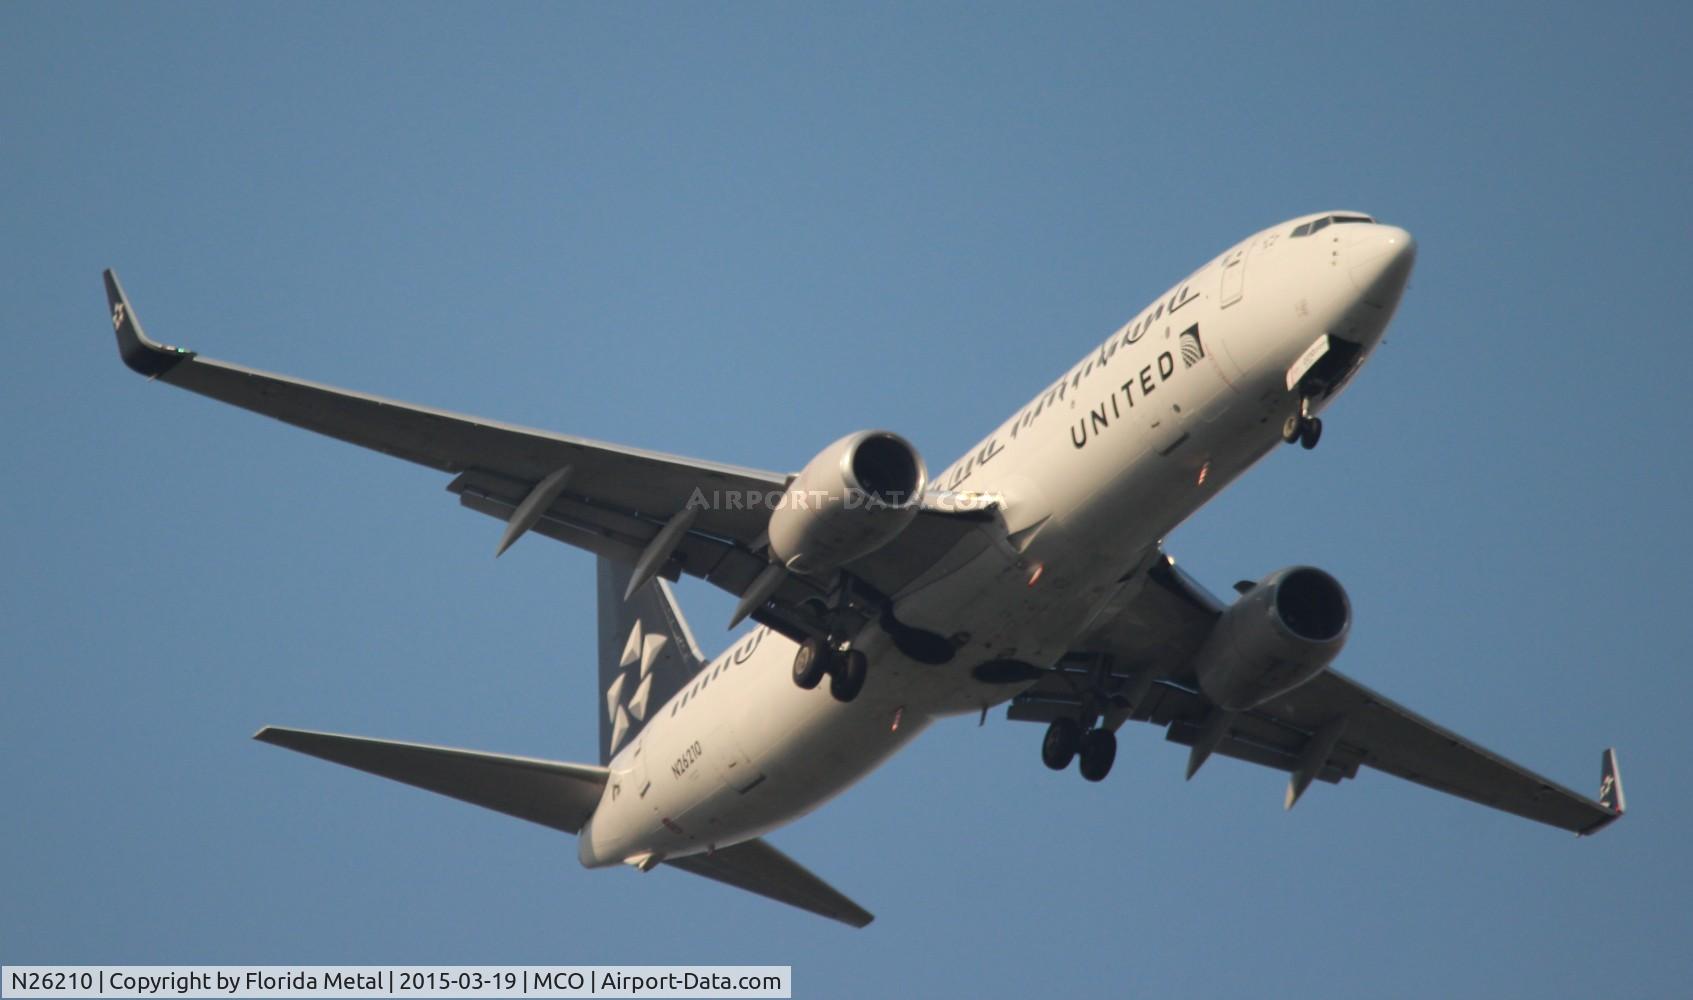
[935,277,1205,490]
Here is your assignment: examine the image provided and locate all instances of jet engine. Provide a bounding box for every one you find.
[767,430,926,576]
[1192,566,1350,710]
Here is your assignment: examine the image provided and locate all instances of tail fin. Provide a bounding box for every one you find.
[596,557,706,764]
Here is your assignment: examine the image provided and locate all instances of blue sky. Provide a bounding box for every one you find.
[4,3,1690,996]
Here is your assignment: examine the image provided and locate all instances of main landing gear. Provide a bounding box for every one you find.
[1282,398,1323,451]
[792,637,867,704]
[1041,717,1118,782]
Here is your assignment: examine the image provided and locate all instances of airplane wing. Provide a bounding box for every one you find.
[666,839,874,928]
[254,727,609,834]
[1009,554,1625,835]
[104,272,983,638]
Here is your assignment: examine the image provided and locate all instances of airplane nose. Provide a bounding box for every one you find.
[1349,225,1416,309]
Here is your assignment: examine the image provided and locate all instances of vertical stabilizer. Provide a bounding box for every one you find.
[596,558,706,764]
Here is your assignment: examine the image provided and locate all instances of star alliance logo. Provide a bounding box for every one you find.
[1179,324,1205,368]
[605,619,666,755]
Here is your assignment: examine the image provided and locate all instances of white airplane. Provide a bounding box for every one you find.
[105,211,1625,927]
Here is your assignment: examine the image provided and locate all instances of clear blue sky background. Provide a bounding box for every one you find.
[4,4,1690,996]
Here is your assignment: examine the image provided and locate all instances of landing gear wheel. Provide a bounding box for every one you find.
[829,649,867,703]
[1299,417,1323,450]
[1077,728,1117,782]
[792,637,829,690]
[1282,414,1303,444]
[1041,718,1080,771]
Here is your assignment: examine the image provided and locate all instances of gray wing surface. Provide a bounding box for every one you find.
[1010,555,1623,835]
[666,839,874,928]
[105,272,983,637]
[254,727,609,834]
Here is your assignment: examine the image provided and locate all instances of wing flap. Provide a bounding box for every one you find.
[254,727,608,835]
[1163,717,1349,784]
[450,469,780,601]
[666,839,874,928]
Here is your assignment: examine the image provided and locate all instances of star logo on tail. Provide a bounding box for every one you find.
[605,620,670,754]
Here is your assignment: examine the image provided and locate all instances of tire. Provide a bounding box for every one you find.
[1042,718,1080,771]
[829,649,868,703]
[792,637,829,690]
[1282,414,1303,444]
[1299,417,1323,450]
[1078,728,1117,782]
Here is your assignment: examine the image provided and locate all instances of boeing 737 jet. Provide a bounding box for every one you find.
[104,211,1624,926]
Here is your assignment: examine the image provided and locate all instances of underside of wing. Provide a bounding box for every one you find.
[1011,553,1623,835]
[105,271,784,546]
[106,271,991,642]
[665,839,874,928]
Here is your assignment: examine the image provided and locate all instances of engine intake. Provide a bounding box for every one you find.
[848,433,923,507]
[1192,566,1350,710]
[768,430,926,576]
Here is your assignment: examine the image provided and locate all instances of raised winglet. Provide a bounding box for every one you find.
[103,270,195,377]
[1579,747,1626,836]
[1599,747,1626,814]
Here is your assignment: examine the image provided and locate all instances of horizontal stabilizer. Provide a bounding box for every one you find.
[667,838,874,928]
[255,727,608,835]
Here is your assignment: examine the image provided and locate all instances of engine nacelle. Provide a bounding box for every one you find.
[1192,566,1350,711]
[767,430,926,576]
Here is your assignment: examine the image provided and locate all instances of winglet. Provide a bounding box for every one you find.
[103,269,195,377]
[1598,747,1626,816]
[1579,747,1626,836]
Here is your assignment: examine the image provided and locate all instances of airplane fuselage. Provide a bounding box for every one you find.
[579,212,1417,867]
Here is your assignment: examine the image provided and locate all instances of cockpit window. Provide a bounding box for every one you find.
[1291,214,1375,237]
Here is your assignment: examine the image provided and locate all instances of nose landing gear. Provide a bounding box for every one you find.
[1282,399,1323,451]
[1041,717,1118,781]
